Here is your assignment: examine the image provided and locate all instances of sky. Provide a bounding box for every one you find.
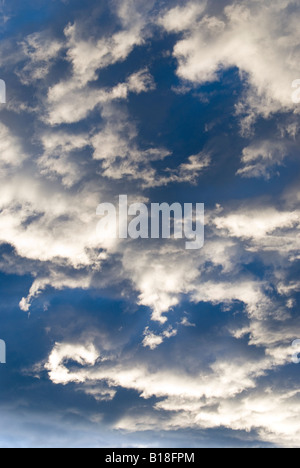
[0,0,300,448]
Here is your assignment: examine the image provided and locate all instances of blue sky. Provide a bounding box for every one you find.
[0,0,300,448]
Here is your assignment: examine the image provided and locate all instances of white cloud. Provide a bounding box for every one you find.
[18,32,63,84]
[43,337,300,446]
[0,1,215,322]
[0,123,27,173]
[142,328,164,350]
[122,244,200,323]
[142,326,177,350]
[63,11,145,87]
[38,131,90,187]
[162,152,211,186]
[161,0,300,182]
[40,2,156,126]
[161,0,300,120]
[0,175,101,265]
[45,342,275,400]
[45,69,155,126]
[19,272,94,313]
[213,207,300,241]
[237,140,288,179]
[180,316,196,328]
[45,342,99,385]
[161,1,207,33]
[91,105,171,185]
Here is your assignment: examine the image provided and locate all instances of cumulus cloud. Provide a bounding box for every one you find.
[142,326,177,350]
[122,244,201,323]
[213,206,300,241]
[237,140,289,179]
[18,31,63,84]
[91,104,171,185]
[0,123,28,173]
[161,0,300,116]
[63,1,147,87]
[159,152,211,186]
[0,1,168,311]
[45,68,155,126]
[45,342,99,385]
[42,336,300,447]
[38,131,90,187]
[161,0,300,174]
[40,1,156,126]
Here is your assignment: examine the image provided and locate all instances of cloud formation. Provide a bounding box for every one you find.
[161,0,300,171]
[0,0,300,448]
